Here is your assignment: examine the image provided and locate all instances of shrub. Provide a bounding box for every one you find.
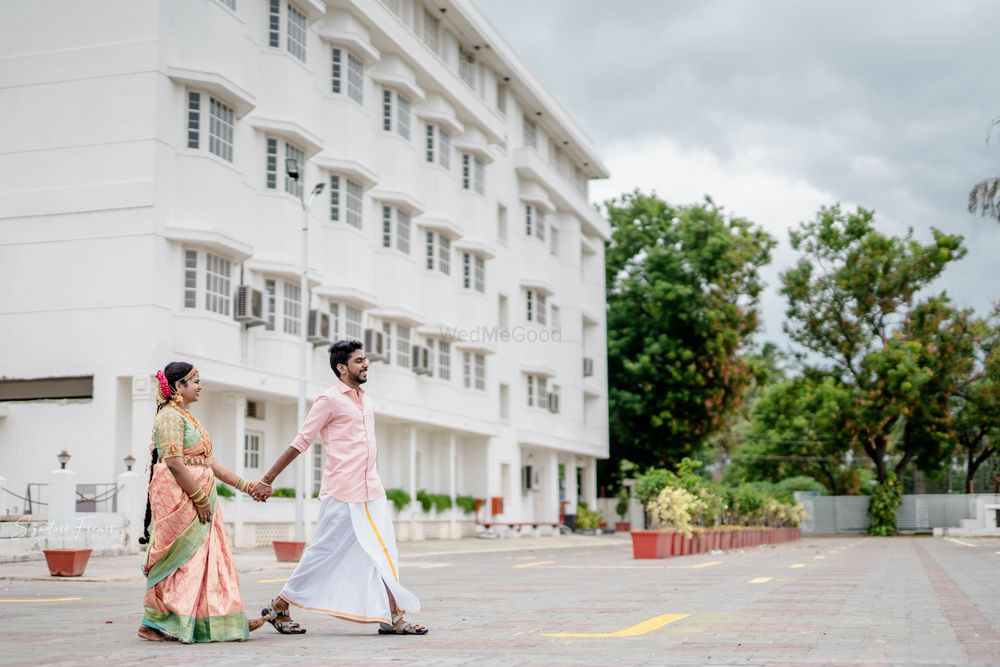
[454,495,477,514]
[271,487,296,498]
[775,476,827,502]
[216,483,234,498]
[385,488,411,513]
[867,473,902,536]
[647,486,705,537]
[615,489,630,520]
[633,468,676,506]
[416,491,452,514]
[416,490,433,513]
[575,502,604,530]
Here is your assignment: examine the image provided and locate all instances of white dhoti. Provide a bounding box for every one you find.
[280,495,419,625]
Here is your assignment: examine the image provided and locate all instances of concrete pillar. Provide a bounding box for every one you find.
[48,466,77,549]
[222,393,248,547]
[584,457,598,508]
[130,376,154,469]
[407,426,419,539]
[546,450,559,524]
[117,469,145,553]
[448,433,457,539]
[565,457,579,517]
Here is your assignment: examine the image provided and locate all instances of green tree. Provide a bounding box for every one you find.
[727,373,858,494]
[604,192,776,472]
[950,310,1000,492]
[968,118,1000,221]
[780,205,967,482]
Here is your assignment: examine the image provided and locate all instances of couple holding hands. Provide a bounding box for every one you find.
[138,340,426,643]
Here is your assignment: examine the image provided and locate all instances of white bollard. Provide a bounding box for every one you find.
[117,470,146,554]
[48,467,78,549]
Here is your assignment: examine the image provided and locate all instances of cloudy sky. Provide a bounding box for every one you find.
[475,0,1000,351]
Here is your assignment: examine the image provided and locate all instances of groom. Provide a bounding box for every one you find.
[252,339,427,635]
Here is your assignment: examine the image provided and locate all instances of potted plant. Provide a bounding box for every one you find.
[614,489,631,533]
[43,547,92,577]
[574,502,603,535]
[270,487,305,562]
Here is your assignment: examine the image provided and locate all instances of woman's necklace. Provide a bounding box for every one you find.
[170,402,213,457]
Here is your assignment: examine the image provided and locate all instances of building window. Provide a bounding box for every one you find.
[423,10,440,55]
[473,157,484,194]
[330,175,363,228]
[526,374,534,407]
[182,249,231,316]
[526,289,534,322]
[268,0,280,48]
[463,351,472,388]
[536,208,546,241]
[551,304,560,330]
[265,279,276,330]
[497,204,507,243]
[525,374,547,408]
[183,250,198,308]
[283,282,301,335]
[186,92,200,149]
[537,292,547,326]
[474,353,485,390]
[266,138,278,189]
[550,226,559,256]
[285,142,304,197]
[461,153,471,189]
[205,253,232,316]
[208,98,235,162]
[499,383,510,419]
[329,302,341,339]
[332,48,364,104]
[524,203,534,236]
[549,384,560,413]
[345,305,363,339]
[186,92,234,162]
[439,130,451,169]
[396,325,411,368]
[438,340,451,380]
[287,3,307,62]
[462,252,471,289]
[244,432,261,469]
[523,116,537,149]
[266,137,305,196]
[312,441,323,495]
[382,89,411,139]
[458,47,476,88]
[425,124,434,163]
[425,232,450,275]
[381,321,393,364]
[474,255,485,293]
[496,82,507,115]
[381,205,410,253]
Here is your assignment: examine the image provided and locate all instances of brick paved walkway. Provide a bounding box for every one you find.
[2,535,999,665]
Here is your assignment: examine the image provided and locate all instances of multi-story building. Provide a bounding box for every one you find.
[0,0,609,544]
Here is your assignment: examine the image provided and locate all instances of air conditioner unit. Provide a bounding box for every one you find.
[234,285,267,327]
[548,391,560,414]
[583,356,594,377]
[307,310,332,346]
[364,328,385,361]
[411,344,432,375]
[522,465,541,492]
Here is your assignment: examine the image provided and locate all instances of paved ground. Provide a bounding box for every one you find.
[2,534,1000,666]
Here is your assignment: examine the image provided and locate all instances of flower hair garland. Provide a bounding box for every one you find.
[155,370,172,399]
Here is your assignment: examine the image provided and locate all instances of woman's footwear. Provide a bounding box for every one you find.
[137,626,177,642]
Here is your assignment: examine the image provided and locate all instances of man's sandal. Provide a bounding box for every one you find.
[260,602,307,634]
[378,616,428,635]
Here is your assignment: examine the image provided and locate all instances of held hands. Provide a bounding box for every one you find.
[249,480,273,502]
[195,502,212,524]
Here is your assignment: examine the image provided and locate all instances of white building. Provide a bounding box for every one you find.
[0,0,610,545]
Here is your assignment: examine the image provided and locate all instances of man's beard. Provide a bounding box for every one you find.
[350,369,368,385]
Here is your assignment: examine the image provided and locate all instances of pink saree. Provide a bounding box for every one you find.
[141,406,249,643]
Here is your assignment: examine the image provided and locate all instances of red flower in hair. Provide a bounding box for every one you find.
[155,370,172,398]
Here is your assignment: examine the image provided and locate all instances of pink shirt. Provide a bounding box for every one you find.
[288,379,384,503]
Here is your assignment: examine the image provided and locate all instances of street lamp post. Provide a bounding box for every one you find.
[286,158,325,541]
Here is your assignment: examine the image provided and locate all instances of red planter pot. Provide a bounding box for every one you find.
[630,530,664,559]
[272,540,306,562]
[615,522,632,533]
[43,548,92,577]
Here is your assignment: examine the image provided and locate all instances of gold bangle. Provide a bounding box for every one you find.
[190,489,207,504]
[236,478,249,494]
[193,496,210,509]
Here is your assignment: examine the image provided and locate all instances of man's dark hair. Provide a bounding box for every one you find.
[329,339,364,378]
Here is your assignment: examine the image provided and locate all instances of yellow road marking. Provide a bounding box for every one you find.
[749,576,773,584]
[814,555,826,560]
[828,550,838,554]
[514,560,555,569]
[543,613,689,638]
[256,578,289,583]
[690,560,722,568]
[0,597,82,603]
[790,563,807,569]
[514,561,721,571]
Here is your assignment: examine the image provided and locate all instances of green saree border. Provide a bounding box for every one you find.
[142,607,249,644]
[145,487,217,589]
